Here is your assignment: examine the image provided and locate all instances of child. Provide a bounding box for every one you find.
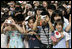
[52,21,70,48]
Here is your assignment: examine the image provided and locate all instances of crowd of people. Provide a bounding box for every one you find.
[1,1,71,48]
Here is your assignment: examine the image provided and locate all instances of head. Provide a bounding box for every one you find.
[28,17,35,28]
[36,8,43,15]
[8,1,15,7]
[51,10,64,24]
[57,5,67,16]
[42,1,48,8]
[33,1,39,7]
[55,21,63,32]
[25,4,32,9]
[41,11,50,26]
[47,4,56,16]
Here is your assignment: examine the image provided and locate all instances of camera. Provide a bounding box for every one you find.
[41,15,46,20]
[6,20,12,24]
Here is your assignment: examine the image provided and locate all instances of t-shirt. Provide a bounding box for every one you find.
[53,31,70,48]
[38,26,52,45]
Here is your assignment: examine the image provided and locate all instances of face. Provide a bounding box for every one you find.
[9,1,15,7]
[56,23,63,32]
[42,1,47,8]
[28,19,34,28]
[54,15,61,21]
[48,9,53,16]
[36,10,42,15]
[34,2,39,7]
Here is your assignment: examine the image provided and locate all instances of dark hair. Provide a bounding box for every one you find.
[41,11,50,17]
[57,5,67,18]
[54,20,64,29]
[51,10,64,24]
[47,4,56,10]
[28,17,35,23]
[15,7,22,12]
[15,14,25,22]
[36,6,44,11]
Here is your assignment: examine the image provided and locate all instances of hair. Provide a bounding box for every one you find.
[51,10,64,24]
[41,10,50,17]
[15,14,25,22]
[47,4,56,10]
[28,17,35,23]
[54,20,64,29]
[57,5,67,17]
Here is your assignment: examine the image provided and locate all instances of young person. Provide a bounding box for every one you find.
[52,21,70,48]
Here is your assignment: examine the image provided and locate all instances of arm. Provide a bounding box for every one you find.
[11,19,24,33]
[22,8,27,14]
[14,24,24,33]
[3,26,11,32]
[1,19,11,33]
[46,15,54,31]
[22,21,26,34]
[1,23,4,33]
[66,22,71,32]
[33,15,40,31]
[53,33,64,46]
[33,20,38,31]
[48,20,54,31]
[66,40,69,48]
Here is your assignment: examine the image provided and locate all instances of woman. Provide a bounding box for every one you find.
[52,21,70,48]
[22,17,42,48]
[3,16,24,48]
[65,14,71,48]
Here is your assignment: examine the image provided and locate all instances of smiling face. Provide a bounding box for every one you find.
[56,22,63,32]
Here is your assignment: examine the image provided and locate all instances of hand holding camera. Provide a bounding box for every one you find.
[4,19,16,26]
[45,15,50,22]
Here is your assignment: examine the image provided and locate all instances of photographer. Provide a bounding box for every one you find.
[1,16,24,48]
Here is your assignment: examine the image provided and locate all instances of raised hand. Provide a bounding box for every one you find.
[22,21,25,25]
[46,15,50,22]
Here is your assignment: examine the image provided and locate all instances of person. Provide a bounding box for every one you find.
[52,21,70,48]
[65,14,71,48]
[42,1,48,11]
[22,17,42,48]
[35,12,54,48]
[47,4,56,17]
[3,16,24,48]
